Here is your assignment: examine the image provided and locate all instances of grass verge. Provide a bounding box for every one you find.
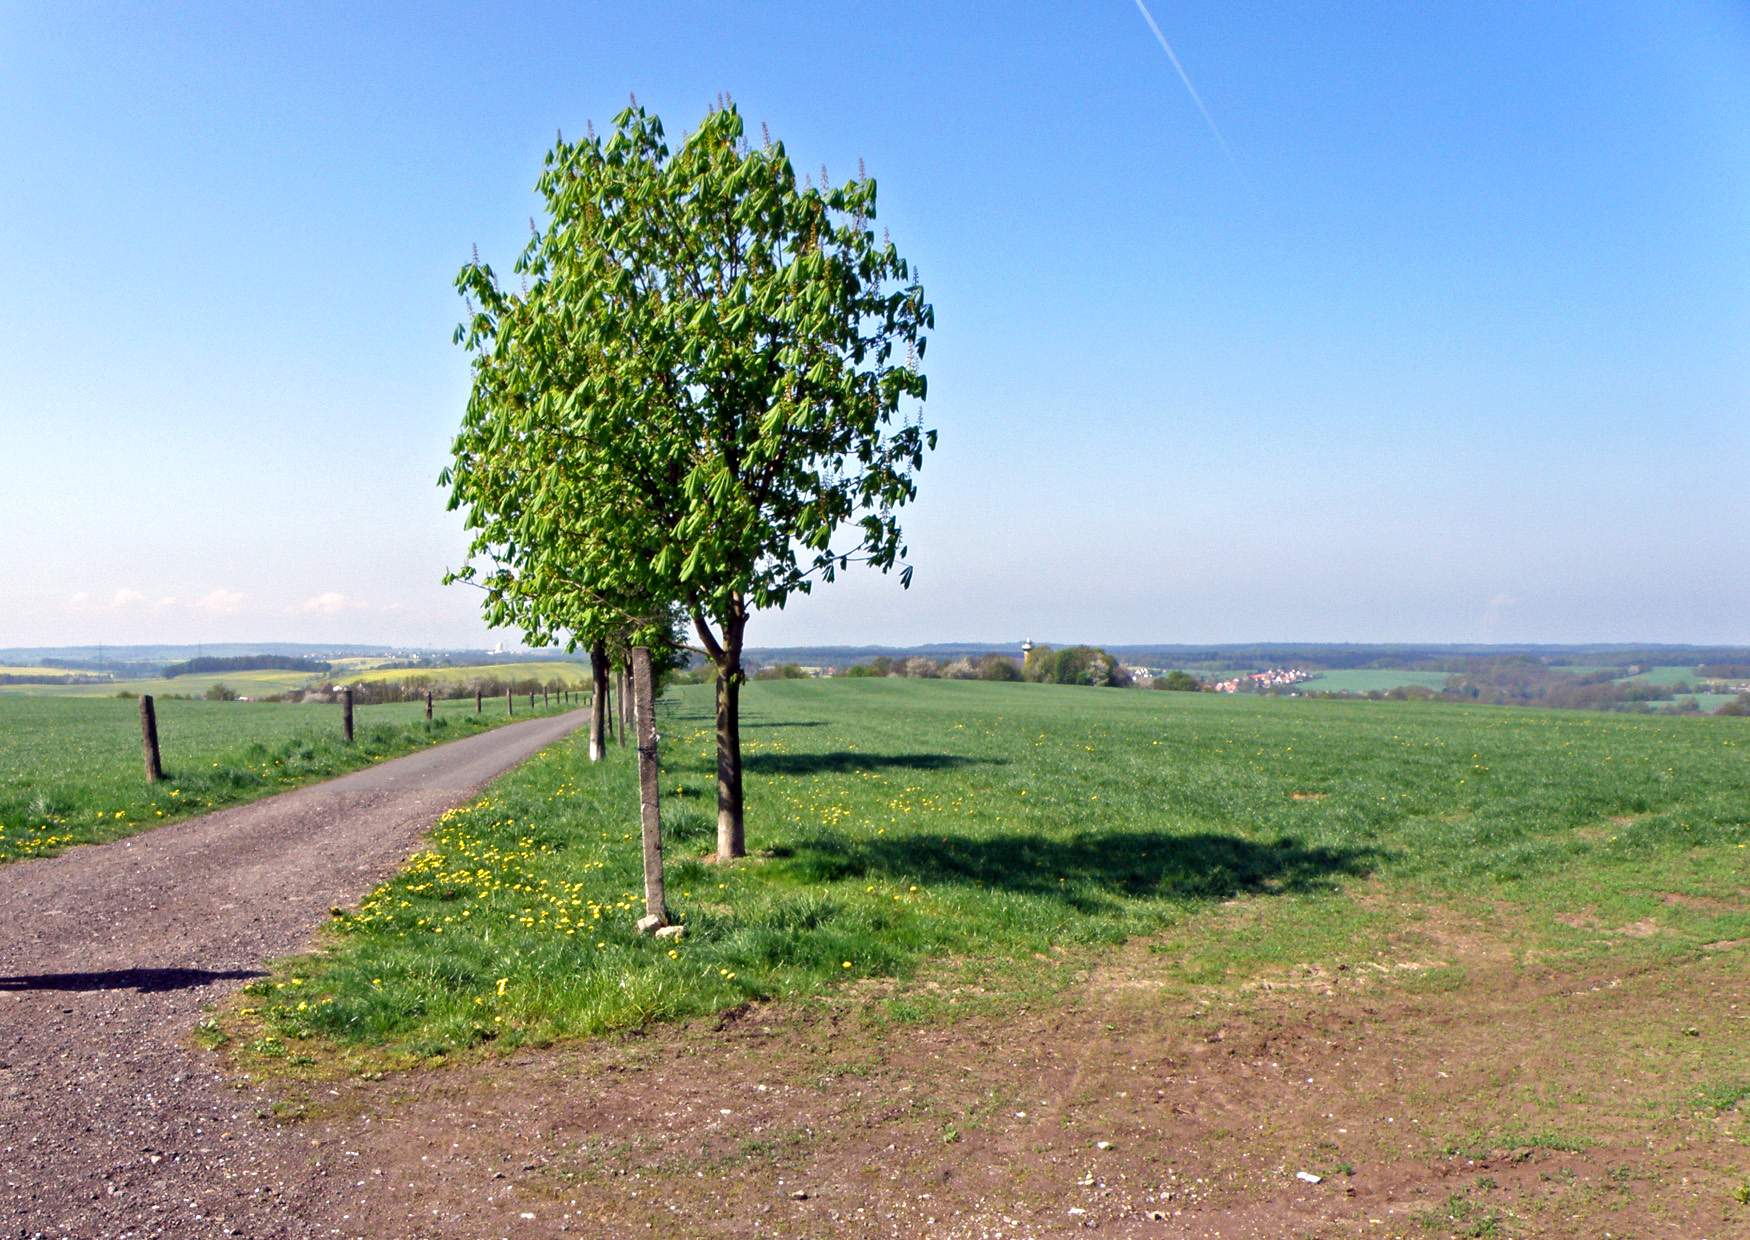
[0,694,581,862]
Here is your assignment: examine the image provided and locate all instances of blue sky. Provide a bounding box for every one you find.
[3,2,1746,649]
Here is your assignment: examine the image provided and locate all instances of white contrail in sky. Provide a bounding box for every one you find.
[1132,0,1239,168]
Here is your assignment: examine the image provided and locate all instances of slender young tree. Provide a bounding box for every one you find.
[447,99,933,858]
[588,639,611,760]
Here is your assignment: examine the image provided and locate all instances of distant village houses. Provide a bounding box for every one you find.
[1212,667,1311,694]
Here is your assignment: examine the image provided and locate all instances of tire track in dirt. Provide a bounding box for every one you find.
[0,708,587,1238]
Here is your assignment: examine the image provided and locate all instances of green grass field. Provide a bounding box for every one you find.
[1301,668,1452,693]
[1652,692,1742,714]
[228,679,1750,1062]
[1617,664,1700,686]
[326,657,400,673]
[345,660,592,688]
[0,694,577,861]
[0,658,594,699]
[0,668,326,698]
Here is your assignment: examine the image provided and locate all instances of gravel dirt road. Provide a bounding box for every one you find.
[0,708,587,1239]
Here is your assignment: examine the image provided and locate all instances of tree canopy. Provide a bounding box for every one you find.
[444,99,934,856]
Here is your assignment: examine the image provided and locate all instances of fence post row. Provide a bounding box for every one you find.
[139,694,163,783]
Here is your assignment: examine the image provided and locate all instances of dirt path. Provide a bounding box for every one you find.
[0,708,587,1238]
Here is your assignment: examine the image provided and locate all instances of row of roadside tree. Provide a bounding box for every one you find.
[442,97,935,896]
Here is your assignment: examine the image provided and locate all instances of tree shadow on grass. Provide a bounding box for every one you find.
[745,751,1001,776]
[0,967,265,993]
[784,830,1381,911]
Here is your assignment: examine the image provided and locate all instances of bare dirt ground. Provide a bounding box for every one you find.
[286,917,1750,1239]
[0,709,586,1239]
[6,737,1749,1237]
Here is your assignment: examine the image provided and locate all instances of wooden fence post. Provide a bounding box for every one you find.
[476,689,482,714]
[506,688,513,715]
[341,688,354,743]
[528,690,535,710]
[425,691,433,721]
[139,694,163,783]
[632,646,667,925]
[544,686,549,707]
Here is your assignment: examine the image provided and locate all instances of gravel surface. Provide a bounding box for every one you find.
[0,709,587,1239]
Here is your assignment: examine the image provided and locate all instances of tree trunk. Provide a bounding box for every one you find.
[631,646,667,925]
[589,642,610,762]
[714,641,745,860]
[616,662,629,747]
[691,607,748,862]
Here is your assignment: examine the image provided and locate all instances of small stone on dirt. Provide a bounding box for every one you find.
[1296,1171,1322,1184]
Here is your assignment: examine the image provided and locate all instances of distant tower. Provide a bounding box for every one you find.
[1021,639,1034,671]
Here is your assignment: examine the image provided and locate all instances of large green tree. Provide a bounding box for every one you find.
[445,99,934,858]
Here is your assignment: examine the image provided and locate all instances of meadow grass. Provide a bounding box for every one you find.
[0,694,577,861]
[232,679,1750,1062]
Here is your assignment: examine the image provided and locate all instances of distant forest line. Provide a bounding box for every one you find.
[738,642,1750,671]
